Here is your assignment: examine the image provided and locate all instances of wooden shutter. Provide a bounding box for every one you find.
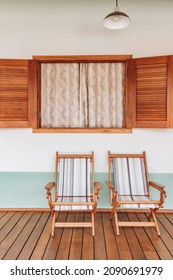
[132,56,173,128]
[0,59,37,128]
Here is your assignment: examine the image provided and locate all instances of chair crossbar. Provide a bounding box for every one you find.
[118,200,160,204]
[55,222,92,228]
[52,202,95,206]
[118,221,156,227]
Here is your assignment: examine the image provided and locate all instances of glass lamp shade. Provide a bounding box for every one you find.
[103,11,131,30]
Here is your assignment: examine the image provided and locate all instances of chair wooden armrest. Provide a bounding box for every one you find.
[45,182,56,205]
[106,180,116,205]
[94,181,102,199]
[106,180,115,190]
[149,181,166,191]
[149,181,167,206]
[45,182,55,192]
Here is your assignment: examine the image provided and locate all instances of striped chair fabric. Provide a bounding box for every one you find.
[55,157,92,210]
[112,158,159,209]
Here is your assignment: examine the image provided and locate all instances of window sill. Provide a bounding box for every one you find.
[32,128,132,133]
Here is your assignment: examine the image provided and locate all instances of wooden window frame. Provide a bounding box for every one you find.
[32,55,133,133]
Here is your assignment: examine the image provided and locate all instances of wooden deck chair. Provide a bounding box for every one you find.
[45,152,102,237]
[106,151,166,236]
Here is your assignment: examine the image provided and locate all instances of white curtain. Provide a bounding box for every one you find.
[41,62,125,128]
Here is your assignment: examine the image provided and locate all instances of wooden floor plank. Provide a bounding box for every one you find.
[30,212,52,260]
[43,212,67,260]
[5,212,50,260]
[0,212,7,220]
[0,212,29,259]
[2,212,34,260]
[56,212,75,260]
[0,212,24,244]
[69,212,84,260]
[17,212,46,260]
[94,212,107,260]
[115,213,133,260]
[122,212,146,260]
[102,212,120,260]
[138,213,172,260]
[82,213,94,260]
[0,211,173,260]
[0,212,15,231]
[128,212,159,260]
[158,214,173,236]
[156,214,173,256]
[165,213,173,225]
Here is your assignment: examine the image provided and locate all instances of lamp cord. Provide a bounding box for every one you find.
[115,0,119,11]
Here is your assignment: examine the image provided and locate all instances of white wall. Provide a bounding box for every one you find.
[1,0,173,173]
[0,0,173,59]
[1,128,173,173]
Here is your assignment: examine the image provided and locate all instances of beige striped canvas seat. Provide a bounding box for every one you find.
[55,157,93,211]
[112,157,159,209]
[106,151,166,236]
[45,152,102,237]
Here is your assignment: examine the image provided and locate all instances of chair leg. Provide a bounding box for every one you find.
[51,212,56,237]
[150,209,160,236]
[91,211,95,236]
[114,211,119,236]
[110,211,113,221]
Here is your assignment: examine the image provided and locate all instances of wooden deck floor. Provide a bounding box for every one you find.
[0,211,173,260]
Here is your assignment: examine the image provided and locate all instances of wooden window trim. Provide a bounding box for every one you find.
[32,55,132,63]
[32,55,133,133]
[32,127,132,133]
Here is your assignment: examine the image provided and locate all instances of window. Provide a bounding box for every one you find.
[1,55,172,131]
[33,55,133,133]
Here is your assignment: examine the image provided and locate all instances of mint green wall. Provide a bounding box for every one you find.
[0,173,172,209]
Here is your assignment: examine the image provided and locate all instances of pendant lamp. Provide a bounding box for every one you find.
[103,0,131,30]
